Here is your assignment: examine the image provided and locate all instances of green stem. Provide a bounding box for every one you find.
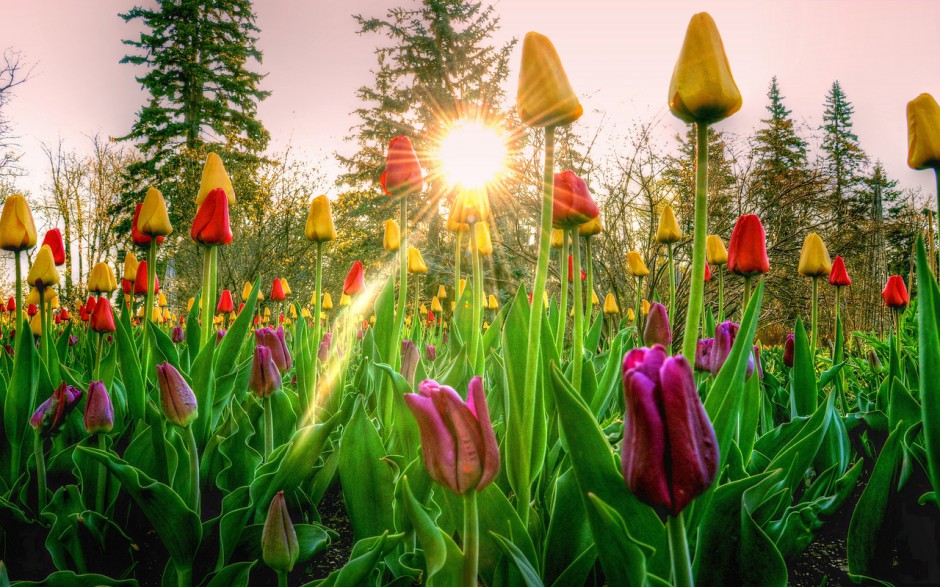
[200,247,212,347]
[34,432,46,512]
[462,490,480,587]
[185,425,200,514]
[396,195,409,367]
[470,224,483,375]
[586,238,594,327]
[277,571,288,587]
[312,242,323,414]
[519,125,555,525]
[681,122,709,362]
[14,250,22,333]
[455,230,462,302]
[264,395,274,461]
[176,564,192,587]
[413,274,421,333]
[635,276,643,332]
[572,232,584,388]
[811,276,819,357]
[38,287,46,361]
[143,238,156,375]
[718,265,724,323]
[667,512,694,587]
[95,434,107,515]
[743,275,752,319]
[208,245,218,341]
[668,243,675,354]
[94,332,104,381]
[556,230,568,357]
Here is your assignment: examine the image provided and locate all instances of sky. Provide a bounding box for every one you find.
[1,0,939,207]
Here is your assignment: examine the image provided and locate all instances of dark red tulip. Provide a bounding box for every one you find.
[727,215,770,277]
[85,296,97,315]
[58,307,69,321]
[643,302,672,347]
[156,362,198,427]
[30,381,83,437]
[132,203,165,247]
[882,275,909,310]
[191,188,233,246]
[84,380,114,434]
[829,256,851,287]
[27,304,37,317]
[171,325,185,344]
[343,260,365,296]
[255,326,291,372]
[783,333,795,368]
[552,170,599,228]
[710,321,754,379]
[249,344,281,398]
[90,297,116,333]
[270,279,286,302]
[217,289,235,314]
[41,229,66,266]
[122,278,132,295]
[380,136,424,196]
[622,345,718,517]
[133,261,159,295]
[6,296,14,311]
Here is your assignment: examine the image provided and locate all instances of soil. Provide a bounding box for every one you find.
[297,483,354,584]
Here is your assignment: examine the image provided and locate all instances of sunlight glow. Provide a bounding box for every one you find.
[438,119,508,190]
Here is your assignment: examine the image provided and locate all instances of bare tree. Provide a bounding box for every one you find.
[0,48,34,177]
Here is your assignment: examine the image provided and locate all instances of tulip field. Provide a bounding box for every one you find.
[3,9,940,587]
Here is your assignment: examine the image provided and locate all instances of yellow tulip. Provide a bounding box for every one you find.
[641,299,651,316]
[483,321,490,331]
[431,296,443,313]
[305,195,337,242]
[517,32,583,128]
[907,93,940,170]
[0,194,37,252]
[290,304,298,318]
[797,233,832,277]
[408,247,429,274]
[591,290,599,305]
[30,313,42,336]
[88,262,118,293]
[420,304,428,315]
[264,307,271,317]
[449,187,489,226]
[322,293,333,310]
[301,307,311,319]
[383,219,400,251]
[48,294,59,309]
[158,292,168,307]
[187,297,195,312]
[27,245,60,288]
[626,251,650,277]
[471,222,493,255]
[152,307,163,323]
[459,279,467,297]
[26,287,39,305]
[195,152,235,205]
[446,214,469,233]
[139,187,173,236]
[706,235,728,265]
[668,13,742,124]
[123,252,139,282]
[488,294,499,310]
[339,293,350,307]
[550,228,565,249]
[627,308,636,321]
[136,306,144,318]
[280,278,292,296]
[370,315,376,325]
[655,204,682,244]
[579,214,603,237]
[437,285,447,299]
[603,293,619,315]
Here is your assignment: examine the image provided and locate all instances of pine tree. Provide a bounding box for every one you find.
[118,0,271,230]
[754,77,808,175]
[820,81,867,227]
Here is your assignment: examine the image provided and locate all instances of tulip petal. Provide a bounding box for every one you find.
[467,376,500,490]
[405,392,459,493]
[622,369,670,514]
[431,384,484,494]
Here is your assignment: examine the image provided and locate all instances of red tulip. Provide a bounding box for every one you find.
[882,275,909,309]
[255,326,292,372]
[249,344,281,398]
[380,136,424,196]
[343,260,365,296]
[6,296,13,312]
[783,333,795,368]
[566,254,587,282]
[90,297,115,333]
[85,296,97,315]
[58,307,69,321]
[829,256,851,287]
[134,261,159,295]
[552,170,599,228]
[122,278,132,295]
[217,289,235,314]
[270,278,286,302]
[727,215,770,277]
[27,304,37,317]
[704,262,712,282]
[84,380,114,434]
[191,187,233,246]
[41,229,66,266]
[132,203,165,247]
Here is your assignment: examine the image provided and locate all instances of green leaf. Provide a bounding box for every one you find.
[8,571,138,586]
[502,284,533,502]
[400,476,446,581]
[916,237,940,498]
[337,402,394,539]
[4,318,39,464]
[203,561,255,587]
[543,469,592,585]
[790,317,817,418]
[216,278,260,381]
[489,532,544,587]
[584,493,651,587]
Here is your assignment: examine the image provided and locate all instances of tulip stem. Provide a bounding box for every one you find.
[94,332,103,381]
[397,195,409,365]
[667,513,694,587]
[143,237,157,376]
[34,432,46,512]
[14,250,23,333]
[462,490,479,587]
[413,274,421,334]
[586,237,595,332]
[681,122,709,362]
[176,565,192,587]
[96,434,107,515]
[38,286,46,362]
[572,231,584,388]
[811,276,819,356]
[312,241,323,415]
[556,230,568,357]
[935,169,940,272]
[717,265,724,323]
[264,395,274,461]
[470,224,484,375]
[742,275,752,318]
[668,242,675,353]
[635,276,644,332]
[200,246,212,347]
[185,424,200,514]
[519,125,555,525]
[454,230,462,305]
[276,571,287,587]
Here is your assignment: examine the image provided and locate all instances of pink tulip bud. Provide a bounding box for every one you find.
[256,326,291,372]
[250,345,282,398]
[694,339,713,372]
[710,321,754,379]
[84,380,114,434]
[643,302,672,347]
[171,326,185,344]
[425,344,437,361]
[156,362,198,427]
[317,332,332,363]
[401,339,419,383]
[783,333,795,368]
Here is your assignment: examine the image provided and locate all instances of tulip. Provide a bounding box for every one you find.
[217,329,227,345]
[783,333,795,368]
[133,261,159,295]
[270,278,286,302]
[90,297,115,333]
[753,345,764,380]
[552,171,599,228]
[31,381,83,437]
[566,255,586,282]
[694,339,713,372]
[450,185,490,226]
[280,278,291,297]
[704,262,712,282]
[6,296,14,311]
[867,349,884,374]
[487,294,498,310]
[668,13,742,124]
[642,299,651,316]
[579,214,603,236]
[401,339,420,384]
[343,260,365,295]
[727,215,769,278]
[603,293,619,315]
[262,491,299,576]
[432,296,444,313]
[322,292,333,310]
[380,136,424,196]
[621,346,718,518]
[425,344,437,361]
[470,222,493,256]
[84,381,114,434]
[29,313,43,336]
[195,152,235,205]
[907,93,940,170]
[250,345,281,398]
[138,187,173,237]
[256,326,292,372]
[383,219,400,251]
[550,228,565,249]
[41,229,66,266]
[882,275,909,310]
[517,32,582,128]
[626,251,650,277]
[710,321,754,379]
[706,235,728,265]
[191,187,233,246]
[217,290,235,314]
[656,204,682,244]
[131,203,165,247]
[305,195,337,242]
[27,245,60,288]
[644,302,673,348]
[123,252,139,282]
[156,292,167,308]
[408,247,429,274]
[27,303,38,317]
[829,256,851,287]
[437,284,447,300]
[0,194,37,252]
[156,362,198,427]
[798,233,832,278]
[88,262,118,293]
[171,325,185,344]
[317,332,332,363]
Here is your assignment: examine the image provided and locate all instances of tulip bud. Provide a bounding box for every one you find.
[459,278,467,297]
[383,219,400,251]
[797,233,832,277]
[706,234,728,266]
[281,278,292,296]
[655,204,682,244]
[139,187,173,237]
[552,170,599,229]
[641,299,651,316]
[550,228,565,249]
[123,252,139,282]
[270,278,286,302]
[250,345,282,398]
[0,194,37,252]
[171,325,185,344]
[404,376,500,494]
[262,491,299,574]
[216,330,226,344]
[829,256,852,287]
[783,333,795,368]
[907,93,940,170]
[196,152,236,205]
[753,345,764,380]
[603,293,619,315]
[321,293,333,310]
[343,261,365,296]
[27,245,60,288]
[472,222,494,255]
[425,344,437,361]
[622,346,718,517]
[727,215,769,277]
[419,304,428,316]
[710,321,754,379]
[27,303,38,317]
[487,294,499,310]
[191,187,233,246]
[317,332,332,363]
[694,339,713,372]
[305,195,337,242]
[408,247,429,274]
[882,275,909,310]
[450,185,489,226]
[643,302,672,347]
[158,292,168,308]
[401,339,420,383]
[867,349,884,374]
[88,262,118,293]
[704,262,712,282]
[217,290,235,314]
[567,254,586,283]
[29,313,42,336]
[156,362,198,427]
[84,381,114,434]
[255,326,292,372]
[41,229,66,265]
[579,214,603,237]
[131,203,165,247]
[90,297,116,333]
[668,13,742,124]
[30,381,83,437]
[627,251,650,277]
[437,285,447,300]
[380,136,424,196]
[517,32,583,128]
[133,261,159,295]
[431,296,443,313]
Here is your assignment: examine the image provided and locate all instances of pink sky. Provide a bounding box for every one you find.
[2,0,939,208]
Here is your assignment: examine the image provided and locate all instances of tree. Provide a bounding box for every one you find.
[0,48,33,177]
[820,81,867,228]
[118,0,271,230]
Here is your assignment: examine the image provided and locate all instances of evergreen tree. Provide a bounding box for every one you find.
[118,0,271,230]
[754,77,808,175]
[820,81,867,227]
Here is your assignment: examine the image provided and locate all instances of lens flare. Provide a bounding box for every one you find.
[438,120,508,190]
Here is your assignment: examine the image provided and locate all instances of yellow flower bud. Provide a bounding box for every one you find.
[370,315,376,325]
[88,262,118,293]
[264,307,271,317]
[797,233,832,278]
[301,307,311,319]
[579,215,603,237]
[627,308,636,322]
[124,252,139,282]
[706,235,728,265]
[383,219,400,251]
[437,285,447,299]
[450,187,489,226]
[187,297,195,312]
[420,304,428,315]
[241,281,253,302]
[408,247,429,274]
[603,293,619,315]
[668,13,742,124]
[550,228,565,249]
[472,222,493,255]
[152,307,163,323]
[322,293,333,310]
[655,204,682,244]
[158,292,168,307]
[27,245,60,288]
[626,251,650,277]
[459,279,467,297]
[280,278,291,297]
[0,194,37,252]
[290,304,298,318]
[196,152,235,205]
[591,290,599,305]
[139,187,173,237]
[339,293,350,307]
[483,321,490,331]
[641,299,651,316]
[30,313,42,336]
[305,195,337,242]
[446,214,469,233]
[907,93,940,170]
[451,301,457,312]
[488,294,499,310]
[517,32,583,128]
[431,296,443,313]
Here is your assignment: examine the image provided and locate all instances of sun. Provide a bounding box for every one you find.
[437,119,508,191]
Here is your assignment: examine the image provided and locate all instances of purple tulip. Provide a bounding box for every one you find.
[404,376,500,494]
[256,326,292,372]
[68,335,78,346]
[643,302,672,347]
[156,362,198,427]
[401,339,419,384]
[171,326,185,344]
[425,344,437,361]
[216,329,227,345]
[783,333,795,368]
[250,345,281,398]
[710,321,754,379]
[30,381,83,437]
[694,339,713,372]
[753,345,764,380]
[317,332,332,363]
[84,381,114,434]
[622,345,718,517]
